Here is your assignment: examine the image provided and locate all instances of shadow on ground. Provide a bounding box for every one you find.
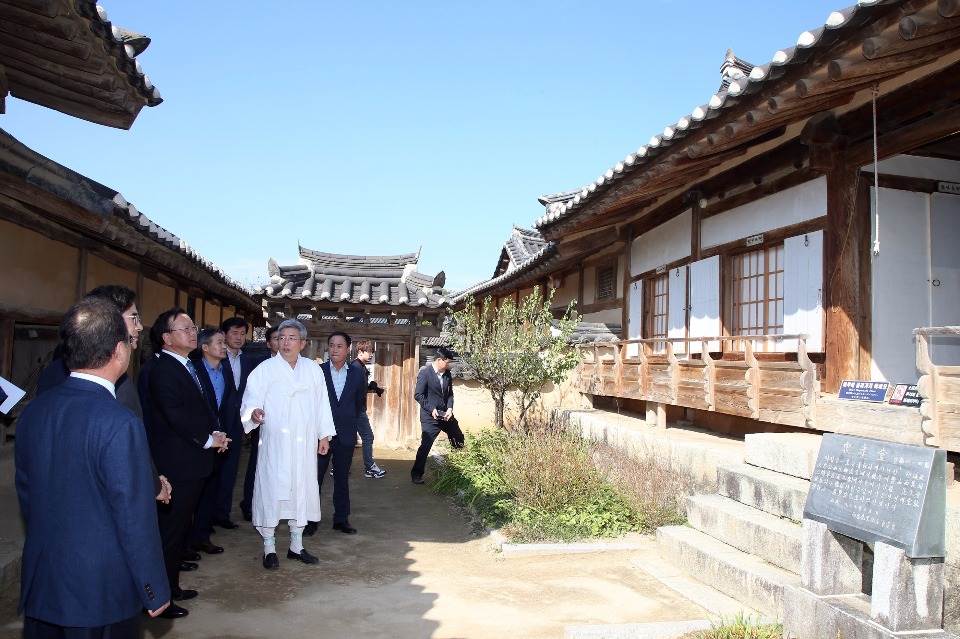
[0,446,705,639]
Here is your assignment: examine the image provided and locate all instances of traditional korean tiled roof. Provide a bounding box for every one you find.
[449,227,558,303]
[0,127,254,304]
[533,0,902,233]
[0,0,163,129]
[493,226,549,278]
[567,322,623,344]
[718,49,755,92]
[260,246,449,308]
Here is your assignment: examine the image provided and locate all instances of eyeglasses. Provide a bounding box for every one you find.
[125,312,142,325]
[167,325,199,335]
[278,336,303,343]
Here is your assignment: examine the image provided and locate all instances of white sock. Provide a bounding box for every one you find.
[256,525,277,555]
[289,520,304,553]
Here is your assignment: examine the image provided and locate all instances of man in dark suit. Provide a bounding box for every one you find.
[239,325,279,521]
[16,297,170,637]
[220,316,254,527]
[186,328,240,555]
[411,347,465,484]
[312,331,367,535]
[147,307,229,618]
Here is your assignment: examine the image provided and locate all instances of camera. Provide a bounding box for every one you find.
[368,381,385,398]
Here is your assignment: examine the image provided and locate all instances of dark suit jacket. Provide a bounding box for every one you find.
[320,360,367,445]
[147,352,219,481]
[15,376,169,624]
[39,356,141,419]
[193,357,241,439]
[414,363,454,424]
[224,351,255,398]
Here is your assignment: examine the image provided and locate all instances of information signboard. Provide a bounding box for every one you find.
[803,434,946,558]
[837,380,889,402]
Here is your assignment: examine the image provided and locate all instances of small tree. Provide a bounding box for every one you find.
[449,287,581,430]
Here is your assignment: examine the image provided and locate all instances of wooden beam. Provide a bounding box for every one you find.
[901,5,960,39]
[0,42,117,91]
[0,2,79,40]
[830,36,960,84]
[863,12,960,59]
[846,102,960,166]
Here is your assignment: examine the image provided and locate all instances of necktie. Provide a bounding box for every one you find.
[186,360,204,396]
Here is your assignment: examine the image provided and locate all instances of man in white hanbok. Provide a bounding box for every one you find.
[240,320,335,570]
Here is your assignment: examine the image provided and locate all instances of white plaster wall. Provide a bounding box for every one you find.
[631,209,692,274]
[551,274,579,310]
[583,265,596,305]
[701,177,827,249]
[582,309,622,325]
[872,155,960,181]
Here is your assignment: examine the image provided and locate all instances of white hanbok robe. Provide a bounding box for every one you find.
[240,354,336,527]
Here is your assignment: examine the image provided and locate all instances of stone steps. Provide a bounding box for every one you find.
[684,493,802,573]
[717,462,809,521]
[744,432,821,479]
[656,524,801,617]
[629,549,759,618]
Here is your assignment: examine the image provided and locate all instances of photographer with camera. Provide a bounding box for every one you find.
[351,340,386,478]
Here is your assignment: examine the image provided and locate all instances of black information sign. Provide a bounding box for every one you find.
[888,383,921,408]
[803,434,946,558]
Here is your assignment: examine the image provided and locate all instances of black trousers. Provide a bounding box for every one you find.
[316,436,354,524]
[24,613,140,639]
[156,477,205,590]
[239,432,259,516]
[215,429,243,520]
[411,416,464,479]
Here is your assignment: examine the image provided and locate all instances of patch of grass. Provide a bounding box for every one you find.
[431,423,688,542]
[679,613,783,639]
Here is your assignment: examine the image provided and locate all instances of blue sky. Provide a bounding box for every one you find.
[4,1,845,293]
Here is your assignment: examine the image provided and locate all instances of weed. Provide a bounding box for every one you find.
[679,612,783,639]
[432,422,688,542]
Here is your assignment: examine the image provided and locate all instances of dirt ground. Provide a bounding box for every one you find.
[0,446,707,639]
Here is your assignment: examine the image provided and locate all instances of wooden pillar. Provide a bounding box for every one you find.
[76,246,88,301]
[0,319,13,380]
[621,227,633,339]
[803,113,861,393]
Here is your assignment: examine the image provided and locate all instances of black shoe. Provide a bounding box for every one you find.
[304,521,317,536]
[181,549,201,561]
[411,476,425,484]
[171,588,198,601]
[192,541,224,554]
[158,602,189,618]
[263,552,279,570]
[214,518,239,529]
[287,548,319,564]
[179,561,199,572]
[242,510,253,522]
[332,521,357,534]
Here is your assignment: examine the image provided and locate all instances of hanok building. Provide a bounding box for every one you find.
[257,247,450,444]
[0,2,261,443]
[462,2,960,452]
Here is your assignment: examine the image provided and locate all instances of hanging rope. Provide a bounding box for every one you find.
[872,84,881,256]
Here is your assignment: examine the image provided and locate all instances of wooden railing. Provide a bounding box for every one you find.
[915,326,960,450]
[577,334,819,429]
